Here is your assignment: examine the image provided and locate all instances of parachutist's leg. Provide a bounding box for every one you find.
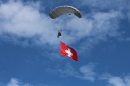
[57,31,61,38]
[57,35,59,38]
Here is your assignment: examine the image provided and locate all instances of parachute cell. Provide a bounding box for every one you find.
[49,6,82,19]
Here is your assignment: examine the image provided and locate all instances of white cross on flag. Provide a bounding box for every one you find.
[60,41,78,61]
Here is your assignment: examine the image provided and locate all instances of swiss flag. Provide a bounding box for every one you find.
[60,41,78,61]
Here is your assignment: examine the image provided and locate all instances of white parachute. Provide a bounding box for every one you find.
[49,6,82,19]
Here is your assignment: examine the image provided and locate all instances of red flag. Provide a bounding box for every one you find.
[60,41,78,61]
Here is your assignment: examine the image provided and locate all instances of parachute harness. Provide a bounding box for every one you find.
[57,30,62,38]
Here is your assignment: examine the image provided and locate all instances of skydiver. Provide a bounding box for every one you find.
[57,30,62,38]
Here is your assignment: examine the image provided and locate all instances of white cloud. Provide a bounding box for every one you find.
[108,77,126,86]
[99,73,112,80]
[0,78,51,86]
[45,62,78,77]
[0,0,124,47]
[92,11,122,37]
[79,62,96,82]
[0,0,59,46]
[6,78,33,86]
[100,73,130,86]
[70,11,123,54]
[108,76,130,86]
[45,62,96,82]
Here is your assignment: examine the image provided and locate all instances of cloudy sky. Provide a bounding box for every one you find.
[0,0,130,86]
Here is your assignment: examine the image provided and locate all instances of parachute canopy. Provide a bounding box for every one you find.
[49,6,82,19]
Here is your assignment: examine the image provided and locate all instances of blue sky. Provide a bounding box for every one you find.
[0,0,130,86]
